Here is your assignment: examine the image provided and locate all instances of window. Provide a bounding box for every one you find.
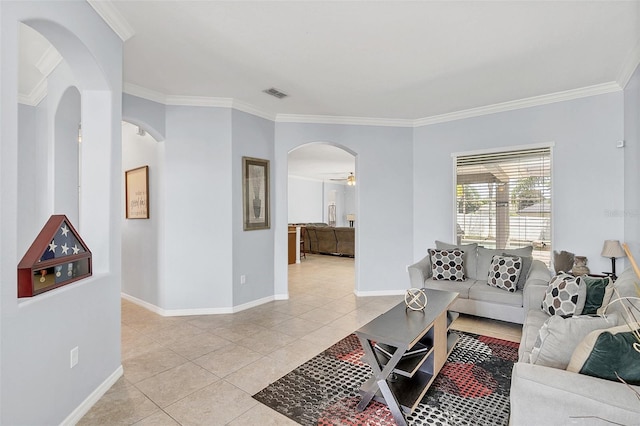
[455,146,552,265]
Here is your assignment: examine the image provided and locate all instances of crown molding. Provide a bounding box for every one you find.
[275,113,414,128]
[618,38,640,89]
[87,0,135,42]
[35,45,62,77]
[123,83,167,104]
[414,82,622,127]
[123,81,623,128]
[18,77,47,106]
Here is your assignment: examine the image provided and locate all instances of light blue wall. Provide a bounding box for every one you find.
[232,110,275,306]
[624,64,640,263]
[275,123,414,296]
[288,176,324,223]
[164,105,233,310]
[123,93,166,142]
[122,122,163,306]
[2,2,122,424]
[413,92,625,274]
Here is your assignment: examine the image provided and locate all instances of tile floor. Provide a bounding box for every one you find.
[79,254,522,425]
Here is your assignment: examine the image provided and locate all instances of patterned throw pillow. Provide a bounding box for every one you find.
[487,255,522,292]
[541,272,586,317]
[429,249,465,281]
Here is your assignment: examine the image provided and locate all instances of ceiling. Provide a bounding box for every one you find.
[17,1,640,179]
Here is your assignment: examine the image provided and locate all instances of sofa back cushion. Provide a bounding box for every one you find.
[477,246,533,287]
[435,241,478,279]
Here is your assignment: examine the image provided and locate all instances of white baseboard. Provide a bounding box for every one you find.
[121,292,275,316]
[274,293,289,300]
[60,365,123,426]
[354,289,406,297]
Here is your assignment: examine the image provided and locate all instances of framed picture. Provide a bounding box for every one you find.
[243,156,270,230]
[125,166,149,219]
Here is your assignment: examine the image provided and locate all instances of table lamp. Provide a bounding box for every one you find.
[601,240,626,280]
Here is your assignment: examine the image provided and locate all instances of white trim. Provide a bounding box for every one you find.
[87,0,135,41]
[353,289,406,297]
[165,95,233,108]
[18,76,48,106]
[276,113,414,128]
[123,83,167,104]
[122,82,622,128]
[59,365,123,426]
[274,293,289,300]
[618,38,640,89]
[415,82,622,127]
[450,141,555,159]
[35,45,62,77]
[121,292,275,316]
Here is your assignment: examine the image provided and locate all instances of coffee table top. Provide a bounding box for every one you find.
[356,288,458,349]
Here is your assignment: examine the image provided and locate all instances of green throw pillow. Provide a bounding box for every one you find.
[581,276,613,315]
[568,324,640,385]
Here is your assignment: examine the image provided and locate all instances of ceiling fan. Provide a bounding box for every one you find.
[329,172,356,186]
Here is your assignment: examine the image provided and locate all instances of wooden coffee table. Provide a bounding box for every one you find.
[355,289,459,426]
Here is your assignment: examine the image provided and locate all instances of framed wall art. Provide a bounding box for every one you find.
[125,165,149,219]
[243,156,270,230]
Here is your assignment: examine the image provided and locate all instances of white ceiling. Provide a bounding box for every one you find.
[17,1,640,178]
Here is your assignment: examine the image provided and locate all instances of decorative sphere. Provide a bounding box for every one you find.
[405,288,428,311]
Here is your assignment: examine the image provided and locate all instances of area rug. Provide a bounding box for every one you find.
[253,332,519,426]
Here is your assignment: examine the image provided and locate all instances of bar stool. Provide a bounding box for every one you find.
[300,238,306,259]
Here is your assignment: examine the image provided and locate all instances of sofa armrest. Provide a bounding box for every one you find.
[510,362,640,425]
[408,254,432,288]
[522,260,551,312]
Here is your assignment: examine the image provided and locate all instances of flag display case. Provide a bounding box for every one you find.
[18,215,92,298]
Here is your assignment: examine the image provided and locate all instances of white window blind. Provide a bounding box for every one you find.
[455,147,551,265]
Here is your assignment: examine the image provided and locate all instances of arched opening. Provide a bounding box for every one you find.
[287,142,357,296]
[121,120,164,308]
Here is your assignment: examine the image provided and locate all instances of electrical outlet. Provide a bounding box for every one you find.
[240,275,246,285]
[70,346,79,368]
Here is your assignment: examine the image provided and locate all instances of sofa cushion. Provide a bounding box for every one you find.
[477,246,533,285]
[435,241,478,279]
[502,252,533,290]
[423,278,474,299]
[487,255,522,292]
[567,323,640,385]
[520,309,550,361]
[529,314,618,369]
[604,268,640,318]
[429,249,465,281]
[581,275,614,315]
[541,273,586,317]
[468,282,522,307]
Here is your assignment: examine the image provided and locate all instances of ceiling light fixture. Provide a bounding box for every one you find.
[263,87,288,99]
[347,172,356,186]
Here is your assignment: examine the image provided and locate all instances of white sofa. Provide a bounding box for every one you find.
[408,241,551,324]
[510,266,640,425]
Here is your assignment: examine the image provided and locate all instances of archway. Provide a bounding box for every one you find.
[287,142,358,295]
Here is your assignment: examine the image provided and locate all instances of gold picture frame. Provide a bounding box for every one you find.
[243,157,270,230]
[125,165,149,219]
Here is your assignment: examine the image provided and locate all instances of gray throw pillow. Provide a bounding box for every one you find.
[541,272,586,317]
[487,255,522,292]
[530,313,618,369]
[476,246,533,284]
[502,252,533,290]
[435,241,478,279]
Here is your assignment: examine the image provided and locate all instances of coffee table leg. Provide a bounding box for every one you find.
[378,379,407,426]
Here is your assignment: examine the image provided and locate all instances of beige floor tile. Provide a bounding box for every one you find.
[299,324,351,347]
[164,381,257,426]
[224,357,291,394]
[135,362,219,407]
[207,322,268,342]
[164,331,233,360]
[266,339,329,371]
[145,322,207,346]
[77,378,159,425]
[193,343,264,377]
[273,316,324,338]
[132,410,180,425]
[236,328,298,355]
[123,348,188,384]
[227,401,299,425]
[298,306,347,324]
[121,334,165,361]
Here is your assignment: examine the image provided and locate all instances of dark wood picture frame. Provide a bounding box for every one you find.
[125,165,149,219]
[243,156,270,230]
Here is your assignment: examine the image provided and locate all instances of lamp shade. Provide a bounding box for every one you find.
[346,214,355,221]
[601,240,626,258]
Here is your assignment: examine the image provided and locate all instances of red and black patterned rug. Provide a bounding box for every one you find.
[253,332,519,426]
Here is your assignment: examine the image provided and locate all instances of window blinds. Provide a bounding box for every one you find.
[455,147,551,265]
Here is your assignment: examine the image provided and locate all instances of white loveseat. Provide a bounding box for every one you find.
[408,241,551,324]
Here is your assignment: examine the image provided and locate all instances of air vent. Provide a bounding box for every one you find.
[263,87,288,99]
